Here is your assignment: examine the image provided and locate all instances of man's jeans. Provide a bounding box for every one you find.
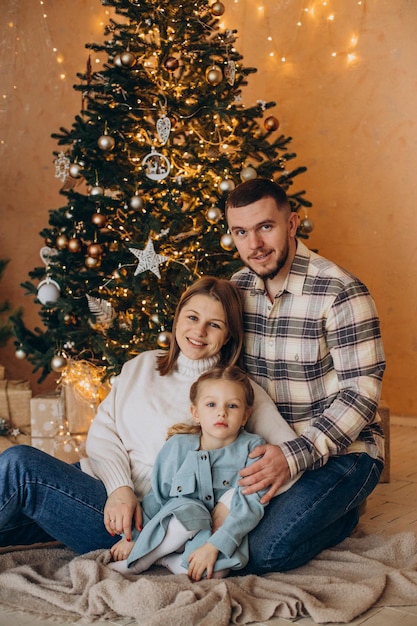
[240,452,383,574]
[0,445,119,553]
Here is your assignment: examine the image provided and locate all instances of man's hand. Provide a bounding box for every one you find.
[188,543,219,581]
[238,444,291,504]
[104,486,142,540]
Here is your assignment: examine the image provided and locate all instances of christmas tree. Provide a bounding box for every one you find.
[13,0,312,383]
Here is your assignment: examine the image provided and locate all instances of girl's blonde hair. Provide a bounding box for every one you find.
[166,365,254,439]
[156,276,244,376]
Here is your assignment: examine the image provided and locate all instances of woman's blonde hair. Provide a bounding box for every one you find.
[166,365,254,439]
[156,276,244,376]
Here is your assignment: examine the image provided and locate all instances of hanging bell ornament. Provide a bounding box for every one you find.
[211,1,225,16]
[87,243,103,258]
[120,51,136,67]
[157,330,172,349]
[220,233,235,251]
[264,115,280,131]
[15,347,27,360]
[91,212,108,228]
[97,134,115,151]
[69,162,82,178]
[37,278,61,305]
[205,65,223,86]
[219,178,235,193]
[206,206,222,224]
[300,217,315,233]
[51,353,67,372]
[129,194,144,210]
[240,166,257,181]
[67,237,82,253]
[164,56,180,71]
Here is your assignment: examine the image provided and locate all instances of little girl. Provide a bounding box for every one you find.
[109,366,268,581]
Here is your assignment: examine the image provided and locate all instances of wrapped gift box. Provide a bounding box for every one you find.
[63,385,97,435]
[31,433,87,464]
[0,379,32,435]
[30,390,65,438]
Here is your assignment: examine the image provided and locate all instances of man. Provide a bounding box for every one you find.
[225,178,385,574]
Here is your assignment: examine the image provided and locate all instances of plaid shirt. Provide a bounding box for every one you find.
[231,240,386,477]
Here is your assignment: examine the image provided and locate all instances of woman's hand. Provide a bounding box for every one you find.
[104,486,142,541]
[188,543,219,581]
[238,444,291,504]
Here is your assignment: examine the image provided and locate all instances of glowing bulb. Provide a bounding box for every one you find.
[331,51,337,57]
[281,56,286,63]
[327,13,335,21]
[347,53,356,63]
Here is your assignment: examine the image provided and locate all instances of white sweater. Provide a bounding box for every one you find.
[81,350,299,500]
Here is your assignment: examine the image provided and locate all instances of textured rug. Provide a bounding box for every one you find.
[0,532,417,625]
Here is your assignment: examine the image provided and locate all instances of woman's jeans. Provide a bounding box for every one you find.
[240,452,383,574]
[0,445,119,554]
[0,445,382,568]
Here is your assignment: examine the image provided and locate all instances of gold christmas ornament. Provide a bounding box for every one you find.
[91,212,108,228]
[220,233,235,251]
[129,194,144,210]
[97,134,115,151]
[240,166,257,181]
[264,115,280,131]
[164,56,180,71]
[120,51,136,67]
[51,354,68,372]
[219,178,235,193]
[87,243,103,258]
[15,347,27,360]
[157,330,172,348]
[69,162,82,178]
[89,185,104,196]
[206,206,222,224]
[68,238,83,253]
[56,234,68,250]
[211,1,225,16]
[205,65,223,86]
[300,217,315,233]
[85,255,101,269]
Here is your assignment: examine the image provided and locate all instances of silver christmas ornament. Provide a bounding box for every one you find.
[300,217,315,233]
[220,233,235,251]
[15,347,27,360]
[129,194,144,210]
[51,354,67,372]
[219,178,235,193]
[206,206,222,224]
[98,134,115,151]
[69,163,82,178]
[240,166,257,181]
[157,330,172,348]
[37,279,61,305]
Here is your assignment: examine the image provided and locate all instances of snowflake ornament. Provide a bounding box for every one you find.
[130,238,168,278]
[54,152,71,182]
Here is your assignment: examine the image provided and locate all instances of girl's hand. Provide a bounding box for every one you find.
[188,543,219,581]
[110,537,135,562]
[104,486,143,540]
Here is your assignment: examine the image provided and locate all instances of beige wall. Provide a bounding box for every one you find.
[0,0,416,416]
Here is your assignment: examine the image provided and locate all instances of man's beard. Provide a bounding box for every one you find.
[247,239,290,281]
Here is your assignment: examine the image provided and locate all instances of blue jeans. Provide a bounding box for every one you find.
[0,445,120,553]
[240,452,383,574]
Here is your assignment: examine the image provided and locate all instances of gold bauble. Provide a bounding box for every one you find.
[87,243,103,258]
[85,255,101,269]
[56,234,68,250]
[69,163,82,178]
[129,194,144,210]
[91,212,108,228]
[300,217,315,233]
[240,166,257,181]
[51,354,67,372]
[219,178,235,193]
[157,330,172,348]
[90,185,104,196]
[97,134,115,151]
[220,233,235,251]
[120,51,136,67]
[211,1,225,16]
[67,238,82,253]
[264,115,280,131]
[205,65,223,86]
[206,206,222,224]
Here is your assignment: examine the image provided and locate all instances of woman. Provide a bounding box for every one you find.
[0,277,298,554]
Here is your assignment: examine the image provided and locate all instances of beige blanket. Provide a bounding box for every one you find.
[0,532,416,625]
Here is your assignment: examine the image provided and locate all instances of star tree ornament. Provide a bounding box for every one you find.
[130,238,168,278]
